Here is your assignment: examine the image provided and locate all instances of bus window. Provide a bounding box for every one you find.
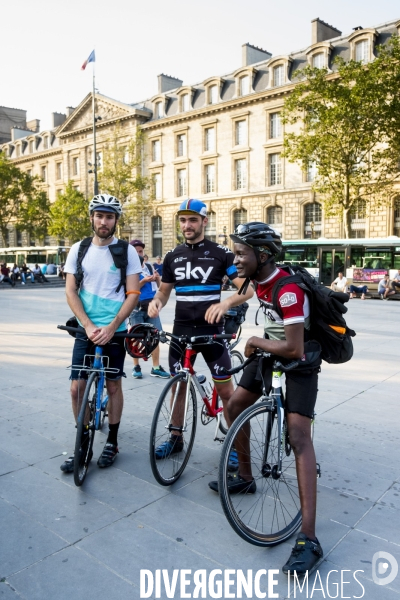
[394,254,400,269]
[363,251,391,270]
[350,248,364,267]
[282,247,317,268]
[0,254,16,265]
[26,254,46,264]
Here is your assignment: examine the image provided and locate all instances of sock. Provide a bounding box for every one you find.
[107,422,120,446]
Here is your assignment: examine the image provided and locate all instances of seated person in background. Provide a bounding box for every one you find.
[0,263,15,287]
[331,272,347,293]
[378,275,390,298]
[47,262,57,275]
[20,263,34,283]
[11,264,21,284]
[389,269,400,296]
[349,284,368,300]
[32,264,49,284]
[58,263,66,279]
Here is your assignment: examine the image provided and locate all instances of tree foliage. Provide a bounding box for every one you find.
[97,124,154,229]
[0,153,50,246]
[282,36,400,237]
[48,181,91,243]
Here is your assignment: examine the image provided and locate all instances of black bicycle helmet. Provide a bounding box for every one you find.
[230,222,282,294]
[125,323,160,360]
[230,222,282,255]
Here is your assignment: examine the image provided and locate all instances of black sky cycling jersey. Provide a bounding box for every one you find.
[162,239,239,326]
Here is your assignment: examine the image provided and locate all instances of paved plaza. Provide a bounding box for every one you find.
[0,289,399,599]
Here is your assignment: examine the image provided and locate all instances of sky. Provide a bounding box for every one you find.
[2,0,399,131]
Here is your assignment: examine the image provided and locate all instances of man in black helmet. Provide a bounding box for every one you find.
[208,222,323,577]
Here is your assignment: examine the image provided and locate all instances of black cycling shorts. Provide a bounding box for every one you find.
[70,333,126,381]
[238,355,319,419]
[168,324,232,383]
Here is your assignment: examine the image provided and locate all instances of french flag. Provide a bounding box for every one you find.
[81,50,95,71]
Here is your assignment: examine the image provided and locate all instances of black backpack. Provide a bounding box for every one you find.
[74,237,129,295]
[270,265,356,364]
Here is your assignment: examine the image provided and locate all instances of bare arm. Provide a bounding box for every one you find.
[65,272,140,344]
[244,323,304,360]
[147,282,174,318]
[205,276,254,324]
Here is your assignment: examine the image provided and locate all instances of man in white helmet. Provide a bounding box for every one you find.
[61,194,142,472]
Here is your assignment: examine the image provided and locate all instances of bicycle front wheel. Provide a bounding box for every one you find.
[150,373,197,486]
[74,372,96,486]
[219,401,301,546]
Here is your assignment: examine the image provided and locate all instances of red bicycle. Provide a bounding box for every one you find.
[149,331,242,486]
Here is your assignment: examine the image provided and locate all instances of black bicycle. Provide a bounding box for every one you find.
[218,352,320,546]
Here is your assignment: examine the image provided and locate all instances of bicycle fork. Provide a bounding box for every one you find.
[167,373,191,435]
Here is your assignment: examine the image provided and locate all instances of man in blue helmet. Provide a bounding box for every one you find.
[148,199,253,458]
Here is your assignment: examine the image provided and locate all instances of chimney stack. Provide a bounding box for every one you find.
[311,18,341,44]
[242,43,272,66]
[52,112,66,128]
[26,118,40,133]
[66,106,75,117]
[157,74,183,94]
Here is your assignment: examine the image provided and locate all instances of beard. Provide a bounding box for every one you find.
[92,222,116,239]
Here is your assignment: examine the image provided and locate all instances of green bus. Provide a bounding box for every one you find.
[280,238,400,288]
[0,245,70,270]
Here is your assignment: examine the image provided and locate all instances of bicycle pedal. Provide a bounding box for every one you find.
[316,463,321,478]
[214,436,225,443]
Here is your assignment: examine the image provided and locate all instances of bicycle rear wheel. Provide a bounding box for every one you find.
[216,349,244,435]
[219,401,301,546]
[74,372,96,486]
[150,373,197,486]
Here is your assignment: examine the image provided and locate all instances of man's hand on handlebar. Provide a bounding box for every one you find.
[205,299,230,325]
[89,323,117,345]
[244,336,264,358]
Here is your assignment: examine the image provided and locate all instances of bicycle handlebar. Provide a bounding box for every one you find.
[57,325,145,339]
[159,331,236,345]
[220,351,300,376]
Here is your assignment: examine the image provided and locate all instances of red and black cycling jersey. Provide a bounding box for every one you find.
[162,238,238,327]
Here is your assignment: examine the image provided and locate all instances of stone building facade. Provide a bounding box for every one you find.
[1,17,400,254]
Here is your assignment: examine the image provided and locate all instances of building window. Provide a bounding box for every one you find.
[239,75,250,96]
[26,169,32,177]
[56,189,63,196]
[72,156,79,176]
[206,211,217,242]
[312,53,325,68]
[16,230,23,247]
[356,40,369,63]
[304,203,322,238]
[235,158,247,190]
[267,206,283,229]
[181,94,189,112]
[177,169,187,196]
[273,65,284,87]
[208,85,218,105]
[205,164,215,193]
[177,133,187,157]
[29,140,35,153]
[41,166,47,181]
[152,216,162,257]
[152,173,161,200]
[306,161,317,182]
[154,102,163,119]
[233,208,248,229]
[73,185,80,191]
[205,127,215,152]
[269,154,282,186]
[235,120,247,146]
[152,140,160,162]
[43,137,49,150]
[269,113,282,139]
[394,197,400,237]
[350,199,367,238]
[56,163,62,180]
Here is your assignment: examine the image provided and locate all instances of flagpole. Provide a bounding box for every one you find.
[92,57,98,195]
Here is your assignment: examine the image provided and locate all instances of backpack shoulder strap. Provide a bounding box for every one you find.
[108,239,129,294]
[74,237,93,290]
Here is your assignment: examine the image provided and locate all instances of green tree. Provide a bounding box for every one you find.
[282,36,400,237]
[48,181,91,243]
[0,153,50,246]
[98,124,154,230]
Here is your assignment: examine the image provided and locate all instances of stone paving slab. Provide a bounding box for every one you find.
[1,290,400,599]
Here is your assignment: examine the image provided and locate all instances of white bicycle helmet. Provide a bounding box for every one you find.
[89,194,122,216]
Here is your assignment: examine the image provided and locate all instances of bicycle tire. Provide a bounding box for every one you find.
[149,373,197,486]
[74,372,96,486]
[219,401,302,546]
[216,350,244,435]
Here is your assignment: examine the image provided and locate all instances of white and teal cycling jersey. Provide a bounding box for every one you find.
[64,238,141,331]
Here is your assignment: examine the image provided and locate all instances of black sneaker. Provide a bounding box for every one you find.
[60,447,93,473]
[282,533,323,576]
[208,472,256,494]
[97,442,119,468]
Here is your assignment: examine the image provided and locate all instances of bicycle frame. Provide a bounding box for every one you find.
[170,343,225,441]
[93,347,107,430]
